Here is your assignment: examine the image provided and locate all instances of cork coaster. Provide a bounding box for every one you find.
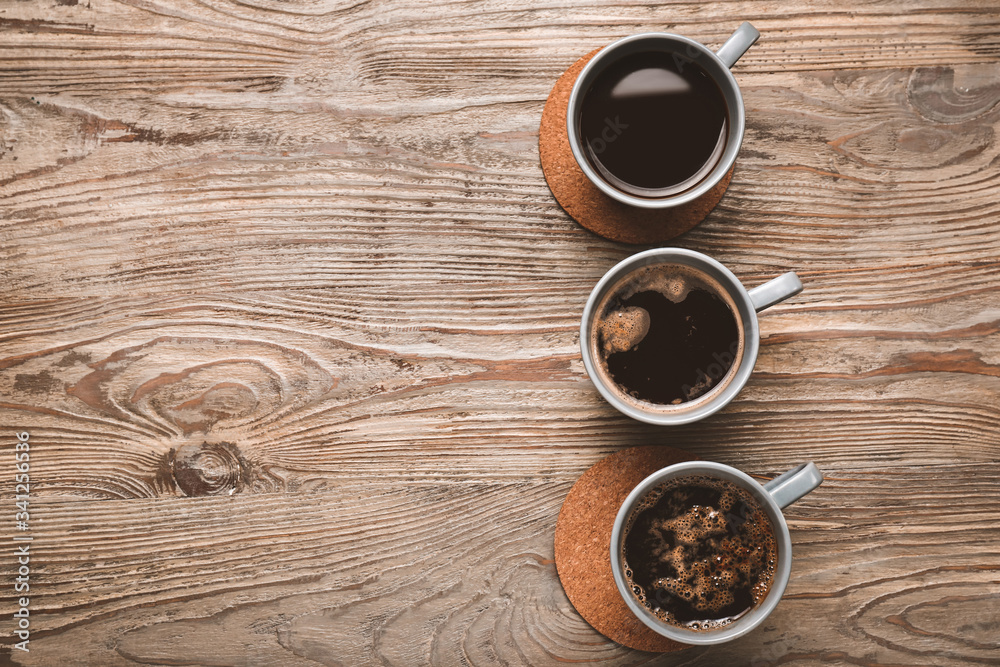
[539,50,734,244]
[555,445,698,652]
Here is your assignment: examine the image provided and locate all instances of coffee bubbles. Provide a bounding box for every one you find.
[599,306,651,355]
[621,475,777,631]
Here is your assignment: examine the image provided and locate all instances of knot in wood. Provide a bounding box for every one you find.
[171,441,247,497]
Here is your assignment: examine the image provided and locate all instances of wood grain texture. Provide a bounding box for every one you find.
[2,0,1000,664]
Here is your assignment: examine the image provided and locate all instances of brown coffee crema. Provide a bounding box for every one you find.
[621,475,777,631]
[590,263,744,411]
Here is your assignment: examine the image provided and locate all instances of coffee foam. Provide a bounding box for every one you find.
[590,263,745,413]
[599,306,651,355]
[620,475,777,631]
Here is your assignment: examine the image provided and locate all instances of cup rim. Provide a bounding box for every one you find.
[609,460,793,645]
[566,32,746,209]
[579,248,760,425]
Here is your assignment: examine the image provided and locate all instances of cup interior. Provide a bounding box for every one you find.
[567,33,746,209]
[580,248,759,425]
[610,461,793,645]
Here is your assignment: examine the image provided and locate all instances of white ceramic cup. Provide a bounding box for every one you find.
[567,23,760,209]
[581,247,803,425]
[610,461,824,644]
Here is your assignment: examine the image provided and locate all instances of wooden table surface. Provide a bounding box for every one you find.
[3,0,1000,665]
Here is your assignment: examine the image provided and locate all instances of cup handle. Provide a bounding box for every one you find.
[763,462,823,509]
[747,271,803,313]
[715,22,761,68]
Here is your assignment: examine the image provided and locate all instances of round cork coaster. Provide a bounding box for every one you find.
[555,445,699,652]
[539,50,734,244]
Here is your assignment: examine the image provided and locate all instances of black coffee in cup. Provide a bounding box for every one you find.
[578,49,728,197]
[591,263,742,407]
[621,474,777,631]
